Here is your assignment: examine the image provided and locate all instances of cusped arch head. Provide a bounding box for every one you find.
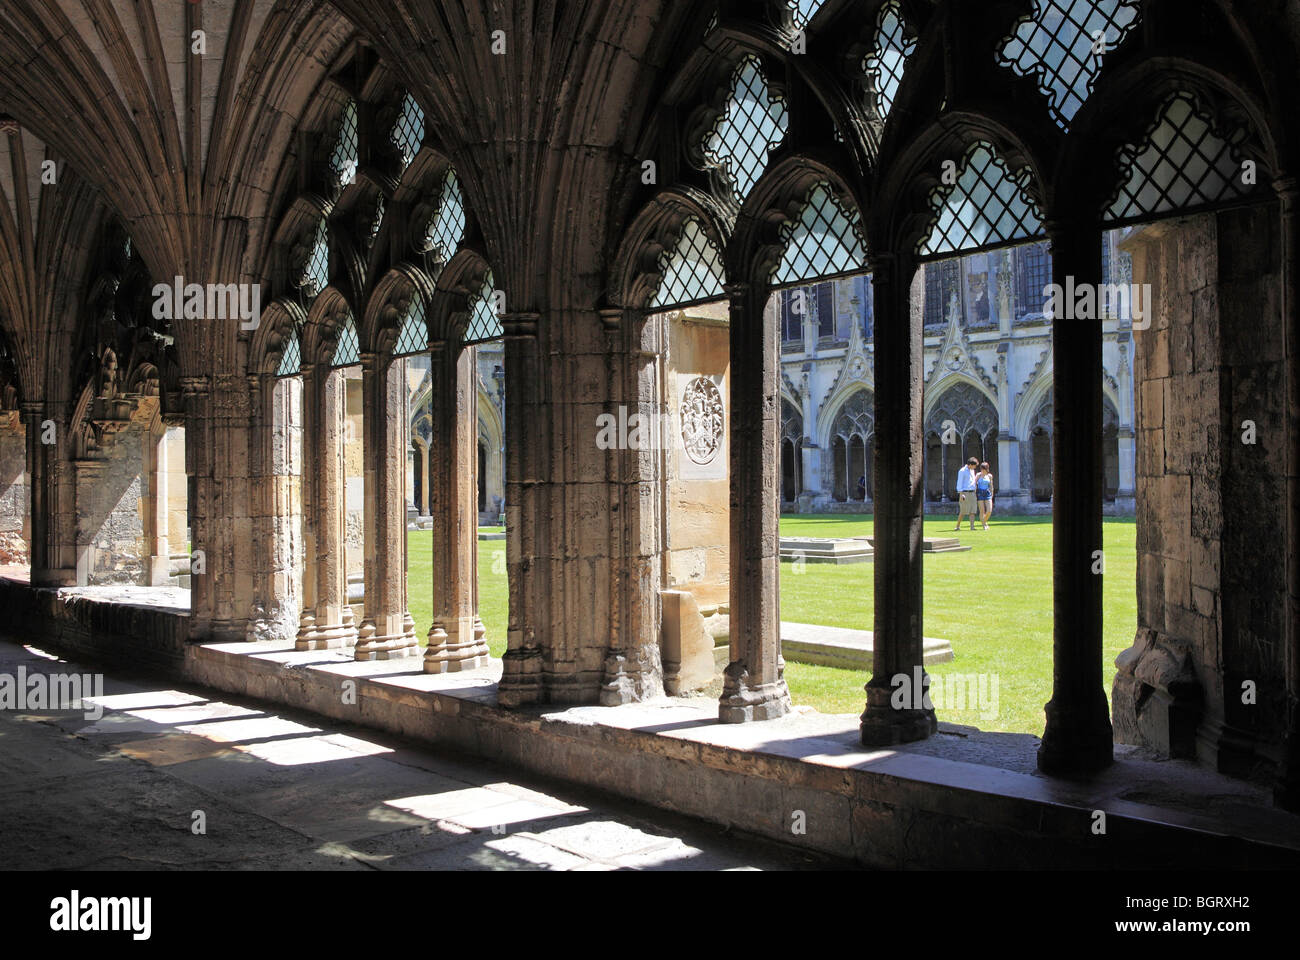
[873,112,1052,258]
[726,154,868,288]
[250,298,308,377]
[1014,360,1055,441]
[609,187,731,311]
[301,286,358,367]
[362,263,437,358]
[123,361,160,400]
[818,384,876,452]
[428,248,494,345]
[922,373,999,433]
[1064,57,1279,222]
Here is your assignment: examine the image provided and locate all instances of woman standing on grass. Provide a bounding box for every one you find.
[976,461,994,530]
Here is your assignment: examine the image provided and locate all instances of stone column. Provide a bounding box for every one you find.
[297,364,357,649]
[1117,334,1137,499]
[143,414,171,586]
[425,341,490,672]
[1276,176,1300,810]
[181,377,215,637]
[720,281,791,723]
[599,306,665,706]
[1038,221,1114,774]
[244,375,299,641]
[354,352,418,659]
[418,441,431,516]
[861,254,935,744]
[498,313,545,705]
[23,402,76,586]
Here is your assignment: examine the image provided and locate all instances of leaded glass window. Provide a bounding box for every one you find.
[703,57,788,206]
[771,182,866,286]
[302,219,329,297]
[919,142,1043,258]
[465,272,503,345]
[833,390,874,441]
[424,169,467,266]
[276,326,301,378]
[864,2,915,123]
[649,218,726,309]
[923,259,960,327]
[786,0,824,30]
[390,92,425,168]
[328,99,358,189]
[925,382,998,438]
[781,290,803,344]
[997,0,1141,128]
[393,295,427,357]
[815,283,835,339]
[1017,242,1052,319]
[1104,92,1251,224]
[331,311,360,368]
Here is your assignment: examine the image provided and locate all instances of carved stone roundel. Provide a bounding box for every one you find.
[680,376,724,465]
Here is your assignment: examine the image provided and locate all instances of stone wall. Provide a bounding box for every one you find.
[0,413,27,565]
[1113,206,1287,778]
[74,424,146,586]
[666,305,730,587]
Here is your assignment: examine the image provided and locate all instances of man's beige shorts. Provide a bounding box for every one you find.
[958,491,977,515]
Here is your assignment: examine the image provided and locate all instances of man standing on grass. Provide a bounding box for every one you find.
[955,456,978,532]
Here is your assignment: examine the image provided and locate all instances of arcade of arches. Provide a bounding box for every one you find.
[0,0,1298,837]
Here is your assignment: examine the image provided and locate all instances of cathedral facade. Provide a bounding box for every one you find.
[777,237,1137,514]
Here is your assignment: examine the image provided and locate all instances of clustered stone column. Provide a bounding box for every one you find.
[1038,219,1113,775]
[298,362,358,649]
[861,254,936,744]
[22,400,76,586]
[720,281,791,723]
[599,306,665,706]
[243,374,301,641]
[498,313,545,705]
[424,340,490,672]
[141,411,171,586]
[354,351,418,659]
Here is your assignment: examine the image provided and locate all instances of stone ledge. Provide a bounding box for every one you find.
[4,576,1300,868]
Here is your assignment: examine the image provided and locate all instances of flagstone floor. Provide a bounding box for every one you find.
[0,637,853,871]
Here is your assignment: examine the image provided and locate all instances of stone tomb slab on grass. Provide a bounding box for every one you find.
[778,535,971,564]
[781,621,954,669]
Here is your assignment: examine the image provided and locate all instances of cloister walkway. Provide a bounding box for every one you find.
[0,636,846,871]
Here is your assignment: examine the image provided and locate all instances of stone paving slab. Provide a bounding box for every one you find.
[0,638,846,871]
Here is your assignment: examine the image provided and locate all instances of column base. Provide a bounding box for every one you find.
[424,617,491,673]
[353,617,419,661]
[497,643,543,708]
[1038,695,1114,775]
[718,662,792,723]
[296,608,360,651]
[860,678,937,745]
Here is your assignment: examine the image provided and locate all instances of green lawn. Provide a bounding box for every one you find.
[778,514,1136,734]
[407,514,1137,736]
[407,529,508,659]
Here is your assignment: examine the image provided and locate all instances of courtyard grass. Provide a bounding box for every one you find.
[407,514,1137,736]
[406,530,509,659]
[777,514,1136,734]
